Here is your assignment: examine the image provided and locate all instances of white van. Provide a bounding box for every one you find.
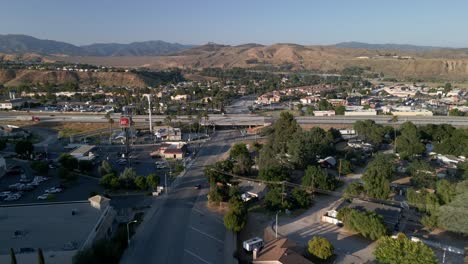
[243,237,264,252]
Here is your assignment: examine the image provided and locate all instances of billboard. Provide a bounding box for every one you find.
[120,117,130,127]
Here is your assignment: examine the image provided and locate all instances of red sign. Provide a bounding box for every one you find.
[120,117,130,127]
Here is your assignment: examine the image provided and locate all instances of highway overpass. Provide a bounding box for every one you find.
[1,112,467,127]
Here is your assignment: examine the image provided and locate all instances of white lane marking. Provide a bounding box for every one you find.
[192,207,224,224]
[190,226,224,244]
[184,249,212,264]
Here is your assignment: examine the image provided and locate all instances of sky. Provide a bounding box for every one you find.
[1,0,468,47]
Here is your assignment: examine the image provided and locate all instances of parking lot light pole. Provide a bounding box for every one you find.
[127,220,138,245]
[164,172,167,195]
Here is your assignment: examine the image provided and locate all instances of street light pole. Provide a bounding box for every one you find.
[275,211,281,238]
[127,220,138,245]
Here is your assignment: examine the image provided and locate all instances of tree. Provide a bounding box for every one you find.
[38,248,45,264]
[100,173,117,188]
[308,236,334,260]
[31,160,49,174]
[230,143,252,175]
[302,166,337,191]
[15,140,34,158]
[338,208,387,240]
[287,128,333,168]
[448,108,465,116]
[0,138,7,151]
[99,160,113,176]
[58,153,78,170]
[396,122,425,159]
[134,175,148,190]
[264,187,287,211]
[374,233,437,264]
[318,99,334,110]
[408,160,436,189]
[438,189,468,235]
[271,111,300,155]
[119,168,137,189]
[146,174,160,190]
[436,179,456,205]
[291,188,311,209]
[110,177,120,190]
[353,120,385,144]
[344,182,364,198]
[334,105,346,115]
[10,248,16,264]
[362,155,394,199]
[78,160,93,173]
[338,159,353,175]
[224,198,247,232]
[58,167,76,181]
[259,166,289,182]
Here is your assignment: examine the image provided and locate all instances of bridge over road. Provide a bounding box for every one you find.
[1,113,467,127]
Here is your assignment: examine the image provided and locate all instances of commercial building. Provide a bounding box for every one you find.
[151,142,186,160]
[314,110,335,116]
[0,98,27,109]
[155,127,182,141]
[0,195,116,264]
[391,109,433,116]
[327,99,346,107]
[69,145,96,161]
[344,109,377,116]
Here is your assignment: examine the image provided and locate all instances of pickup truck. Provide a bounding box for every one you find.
[16,116,40,121]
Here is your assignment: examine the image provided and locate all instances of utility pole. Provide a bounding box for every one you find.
[338,159,342,180]
[127,220,138,245]
[275,211,280,238]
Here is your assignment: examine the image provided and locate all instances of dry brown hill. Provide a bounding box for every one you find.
[51,43,468,81]
[0,69,156,87]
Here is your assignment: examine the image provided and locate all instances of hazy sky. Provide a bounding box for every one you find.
[1,0,467,47]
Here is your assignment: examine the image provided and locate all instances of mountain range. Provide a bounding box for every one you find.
[3,34,468,83]
[334,41,444,51]
[0,34,457,57]
[0,34,194,56]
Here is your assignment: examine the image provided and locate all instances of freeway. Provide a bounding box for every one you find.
[1,112,467,126]
[120,130,240,264]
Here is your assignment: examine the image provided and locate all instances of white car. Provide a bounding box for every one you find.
[37,194,50,200]
[47,188,63,194]
[4,194,21,201]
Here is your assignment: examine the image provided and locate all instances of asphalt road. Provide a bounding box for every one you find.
[120,130,240,264]
[2,112,467,127]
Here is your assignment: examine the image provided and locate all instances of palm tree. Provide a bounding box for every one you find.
[164,115,172,127]
[187,114,193,141]
[196,112,203,136]
[203,112,209,135]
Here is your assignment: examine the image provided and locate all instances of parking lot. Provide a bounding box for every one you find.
[0,163,103,205]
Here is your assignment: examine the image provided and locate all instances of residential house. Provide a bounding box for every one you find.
[252,238,313,264]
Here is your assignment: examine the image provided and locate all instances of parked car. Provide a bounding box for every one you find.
[37,194,50,200]
[4,193,22,201]
[45,187,63,194]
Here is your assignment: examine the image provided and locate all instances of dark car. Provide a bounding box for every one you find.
[194,184,201,189]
